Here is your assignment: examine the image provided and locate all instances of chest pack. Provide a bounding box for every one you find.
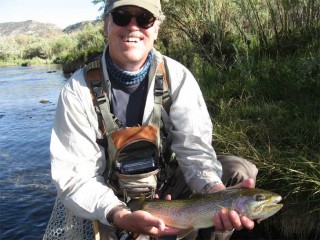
[84,55,171,200]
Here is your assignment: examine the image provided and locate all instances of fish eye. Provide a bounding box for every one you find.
[255,194,266,201]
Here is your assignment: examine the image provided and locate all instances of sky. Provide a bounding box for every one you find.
[0,0,103,29]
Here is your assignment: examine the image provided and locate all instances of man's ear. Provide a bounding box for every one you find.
[153,23,160,40]
[104,18,109,37]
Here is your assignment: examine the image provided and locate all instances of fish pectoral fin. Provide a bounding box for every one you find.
[256,217,267,224]
[218,205,231,212]
[177,228,197,240]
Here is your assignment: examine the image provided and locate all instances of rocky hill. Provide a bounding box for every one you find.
[0,20,101,38]
[0,20,62,38]
[63,20,102,34]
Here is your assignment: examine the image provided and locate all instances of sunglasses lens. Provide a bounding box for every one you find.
[111,11,131,26]
[111,11,156,29]
[137,13,156,29]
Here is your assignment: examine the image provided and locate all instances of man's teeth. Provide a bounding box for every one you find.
[124,37,140,43]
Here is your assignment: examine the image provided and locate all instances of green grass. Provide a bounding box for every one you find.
[199,45,320,238]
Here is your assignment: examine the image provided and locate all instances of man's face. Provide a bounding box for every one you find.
[104,6,160,71]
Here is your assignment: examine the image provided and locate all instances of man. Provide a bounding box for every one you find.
[47,0,258,239]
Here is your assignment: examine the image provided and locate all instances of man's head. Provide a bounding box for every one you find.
[103,0,164,71]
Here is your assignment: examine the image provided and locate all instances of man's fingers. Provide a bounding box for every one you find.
[165,194,172,200]
[155,218,166,232]
[240,216,255,230]
[230,178,255,189]
[241,178,255,188]
[229,210,243,230]
[153,194,171,200]
[214,210,246,231]
[213,212,224,230]
[148,219,181,237]
[219,209,235,231]
[214,209,235,231]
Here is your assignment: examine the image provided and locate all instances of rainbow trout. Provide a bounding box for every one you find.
[142,188,283,230]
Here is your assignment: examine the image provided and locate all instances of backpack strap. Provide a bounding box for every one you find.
[149,58,172,127]
[84,58,122,137]
[149,62,164,127]
[160,57,172,115]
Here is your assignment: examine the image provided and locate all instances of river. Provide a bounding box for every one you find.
[0,65,67,239]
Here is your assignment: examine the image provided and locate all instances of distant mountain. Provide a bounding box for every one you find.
[63,20,102,34]
[0,20,102,38]
[0,20,62,37]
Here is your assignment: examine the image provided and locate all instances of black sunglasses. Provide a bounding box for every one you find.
[110,10,157,29]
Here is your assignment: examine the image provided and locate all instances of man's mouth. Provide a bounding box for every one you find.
[122,34,143,43]
[123,37,140,43]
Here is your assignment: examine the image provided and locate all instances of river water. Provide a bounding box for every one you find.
[0,65,67,239]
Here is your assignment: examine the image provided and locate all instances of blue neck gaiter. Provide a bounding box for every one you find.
[105,48,154,85]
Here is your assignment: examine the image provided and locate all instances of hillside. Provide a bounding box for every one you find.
[0,20,101,38]
[0,20,62,38]
[63,20,102,34]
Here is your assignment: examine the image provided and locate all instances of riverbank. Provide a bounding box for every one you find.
[0,58,55,67]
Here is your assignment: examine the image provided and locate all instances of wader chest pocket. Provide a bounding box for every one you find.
[117,156,157,174]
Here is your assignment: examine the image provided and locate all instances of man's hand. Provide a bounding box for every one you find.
[113,209,181,237]
[211,178,256,231]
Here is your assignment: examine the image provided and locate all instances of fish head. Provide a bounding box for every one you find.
[232,188,283,223]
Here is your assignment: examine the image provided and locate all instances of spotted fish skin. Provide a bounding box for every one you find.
[142,188,283,229]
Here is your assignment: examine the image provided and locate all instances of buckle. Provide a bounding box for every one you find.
[122,187,155,202]
[91,80,106,102]
[154,75,164,96]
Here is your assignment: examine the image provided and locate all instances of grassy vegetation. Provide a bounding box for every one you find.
[199,46,319,239]
[0,22,105,70]
[1,0,319,238]
[161,1,319,238]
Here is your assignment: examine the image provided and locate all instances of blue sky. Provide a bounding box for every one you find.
[0,0,103,28]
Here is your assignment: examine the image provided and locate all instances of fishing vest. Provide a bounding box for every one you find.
[84,54,172,201]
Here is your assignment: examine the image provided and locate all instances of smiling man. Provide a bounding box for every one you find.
[47,0,258,239]
[105,6,160,70]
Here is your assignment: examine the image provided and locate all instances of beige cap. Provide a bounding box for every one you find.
[104,0,162,18]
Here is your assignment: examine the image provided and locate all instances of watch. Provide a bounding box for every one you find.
[107,205,131,227]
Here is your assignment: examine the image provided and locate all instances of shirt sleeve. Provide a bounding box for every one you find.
[50,69,124,225]
[165,58,223,192]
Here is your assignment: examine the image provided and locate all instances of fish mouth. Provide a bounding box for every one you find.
[256,196,283,223]
[265,195,282,207]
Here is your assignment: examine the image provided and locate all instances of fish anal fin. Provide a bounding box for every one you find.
[177,228,197,240]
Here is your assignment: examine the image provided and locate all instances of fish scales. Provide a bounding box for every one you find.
[142,188,283,230]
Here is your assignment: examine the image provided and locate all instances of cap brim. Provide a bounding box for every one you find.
[106,0,160,17]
